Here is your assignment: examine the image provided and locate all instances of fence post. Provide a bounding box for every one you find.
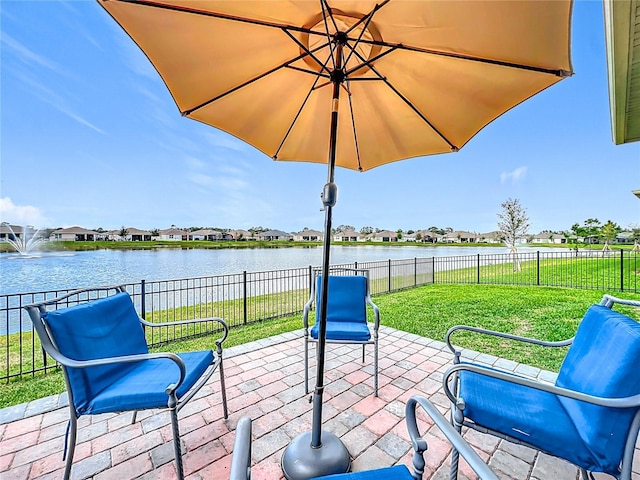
[308,265,313,296]
[141,279,146,320]
[388,259,392,292]
[477,254,480,284]
[414,257,417,286]
[432,256,436,284]
[620,249,624,292]
[243,271,248,325]
[537,251,540,286]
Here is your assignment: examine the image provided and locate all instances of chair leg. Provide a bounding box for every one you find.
[374,340,378,397]
[170,406,184,480]
[131,411,138,425]
[62,413,78,480]
[449,403,464,480]
[218,359,229,419]
[304,337,309,394]
[362,344,365,363]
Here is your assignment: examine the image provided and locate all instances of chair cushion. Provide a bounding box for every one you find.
[80,350,214,414]
[309,465,413,479]
[555,304,640,474]
[311,320,371,342]
[44,292,149,412]
[316,276,367,325]
[459,369,591,471]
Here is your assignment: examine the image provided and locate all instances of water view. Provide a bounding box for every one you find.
[0,245,567,296]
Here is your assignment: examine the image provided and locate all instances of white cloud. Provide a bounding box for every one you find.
[1,31,60,72]
[0,198,48,226]
[500,166,528,184]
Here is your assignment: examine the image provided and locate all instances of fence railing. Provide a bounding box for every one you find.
[2,250,638,382]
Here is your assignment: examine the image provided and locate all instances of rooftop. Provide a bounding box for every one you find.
[1,327,636,479]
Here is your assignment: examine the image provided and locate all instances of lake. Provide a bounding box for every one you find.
[0,244,567,296]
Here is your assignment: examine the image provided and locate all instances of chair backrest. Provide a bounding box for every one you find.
[316,275,367,324]
[42,292,148,413]
[555,304,640,471]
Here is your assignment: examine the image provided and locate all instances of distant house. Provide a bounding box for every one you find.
[227,229,252,241]
[530,232,566,244]
[189,229,225,241]
[399,232,417,242]
[478,231,502,243]
[106,227,152,241]
[616,231,635,244]
[370,230,398,242]
[442,231,478,243]
[157,228,188,241]
[293,229,324,242]
[413,230,436,243]
[333,230,362,242]
[50,226,98,241]
[259,230,292,241]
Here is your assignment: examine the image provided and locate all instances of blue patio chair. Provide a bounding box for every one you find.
[24,286,229,480]
[229,394,499,480]
[444,294,640,480]
[304,268,380,396]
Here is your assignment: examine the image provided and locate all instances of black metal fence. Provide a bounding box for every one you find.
[2,250,638,382]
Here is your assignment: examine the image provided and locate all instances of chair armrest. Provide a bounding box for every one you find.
[45,348,188,395]
[303,297,314,329]
[406,395,499,480]
[443,363,640,409]
[446,325,573,356]
[141,316,229,351]
[366,296,380,329]
[230,417,252,480]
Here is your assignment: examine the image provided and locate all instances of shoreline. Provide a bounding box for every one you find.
[1,240,622,255]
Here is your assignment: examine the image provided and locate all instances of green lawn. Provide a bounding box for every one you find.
[2,283,638,409]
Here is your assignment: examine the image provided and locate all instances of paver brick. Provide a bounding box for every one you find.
[362,409,402,436]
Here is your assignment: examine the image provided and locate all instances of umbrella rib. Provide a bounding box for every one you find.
[348,47,458,151]
[346,88,363,172]
[320,0,340,71]
[381,76,458,151]
[342,0,391,68]
[344,45,398,78]
[111,0,333,40]
[282,29,333,77]
[273,55,333,160]
[354,38,571,77]
[183,39,330,116]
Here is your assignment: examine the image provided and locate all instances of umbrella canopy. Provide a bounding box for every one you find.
[98,1,573,478]
[99,0,572,172]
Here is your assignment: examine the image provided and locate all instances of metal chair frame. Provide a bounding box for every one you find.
[24,285,229,480]
[229,394,499,480]
[443,294,640,480]
[303,268,380,396]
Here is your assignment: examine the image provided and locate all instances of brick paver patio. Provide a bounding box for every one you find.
[1,327,635,479]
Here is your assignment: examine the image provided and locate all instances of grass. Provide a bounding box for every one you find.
[2,283,639,409]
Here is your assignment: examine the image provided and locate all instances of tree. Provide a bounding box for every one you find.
[396,229,403,240]
[360,226,374,235]
[119,226,129,241]
[335,224,355,233]
[584,218,602,244]
[497,198,530,248]
[497,198,530,271]
[600,220,621,244]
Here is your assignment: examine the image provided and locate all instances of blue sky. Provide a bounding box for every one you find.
[1,1,638,235]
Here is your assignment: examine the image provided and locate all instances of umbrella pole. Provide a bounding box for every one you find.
[282,36,350,480]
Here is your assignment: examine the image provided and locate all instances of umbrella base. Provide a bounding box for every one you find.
[281,430,350,480]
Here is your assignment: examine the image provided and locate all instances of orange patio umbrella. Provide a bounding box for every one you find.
[97,1,573,478]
